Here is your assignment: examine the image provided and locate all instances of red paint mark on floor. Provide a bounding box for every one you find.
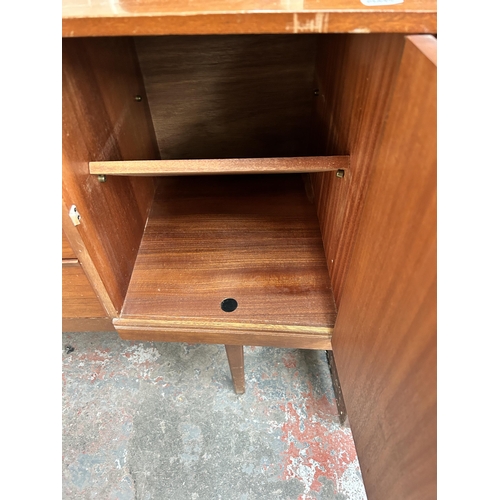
[283,353,297,369]
[279,393,354,496]
[301,384,339,418]
[253,385,267,402]
[89,369,107,382]
[76,350,110,363]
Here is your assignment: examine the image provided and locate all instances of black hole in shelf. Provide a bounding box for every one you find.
[221,298,238,313]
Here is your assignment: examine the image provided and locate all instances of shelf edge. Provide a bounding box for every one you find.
[114,320,333,350]
[89,156,350,176]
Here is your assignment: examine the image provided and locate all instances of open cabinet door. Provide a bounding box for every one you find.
[332,36,436,500]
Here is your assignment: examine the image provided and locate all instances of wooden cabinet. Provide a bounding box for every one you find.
[331,35,436,500]
[62,3,436,499]
[62,260,112,331]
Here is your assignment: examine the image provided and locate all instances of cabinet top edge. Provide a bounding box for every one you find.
[62,1,437,37]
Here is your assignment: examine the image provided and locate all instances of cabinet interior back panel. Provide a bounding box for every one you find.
[134,35,319,160]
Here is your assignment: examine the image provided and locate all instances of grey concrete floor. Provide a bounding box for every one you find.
[62,332,367,500]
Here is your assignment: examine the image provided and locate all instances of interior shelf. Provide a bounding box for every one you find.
[89,156,349,176]
[114,174,336,349]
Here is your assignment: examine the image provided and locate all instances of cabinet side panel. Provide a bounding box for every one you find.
[62,37,159,312]
[311,34,405,307]
[332,36,436,500]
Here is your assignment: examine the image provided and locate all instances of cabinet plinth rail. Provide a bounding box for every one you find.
[89,156,349,176]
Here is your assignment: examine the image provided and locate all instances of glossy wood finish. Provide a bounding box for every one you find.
[332,35,436,500]
[62,0,436,37]
[311,34,405,307]
[89,156,349,176]
[62,37,159,313]
[115,174,335,349]
[63,317,114,332]
[63,262,109,319]
[62,199,117,317]
[115,320,332,349]
[62,230,76,259]
[135,35,318,160]
[225,345,245,394]
[61,0,439,492]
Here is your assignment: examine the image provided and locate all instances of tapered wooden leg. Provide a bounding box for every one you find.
[224,345,245,394]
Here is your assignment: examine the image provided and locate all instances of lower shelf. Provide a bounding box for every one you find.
[114,174,336,349]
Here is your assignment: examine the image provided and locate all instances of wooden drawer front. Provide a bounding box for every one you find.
[63,262,107,318]
[62,230,76,259]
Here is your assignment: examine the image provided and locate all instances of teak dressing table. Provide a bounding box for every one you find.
[62,3,436,499]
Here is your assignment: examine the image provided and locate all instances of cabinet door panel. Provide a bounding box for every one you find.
[332,35,436,500]
[63,262,108,319]
[62,230,76,259]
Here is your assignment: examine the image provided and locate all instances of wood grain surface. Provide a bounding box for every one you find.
[62,230,76,259]
[134,35,318,160]
[115,321,332,349]
[116,174,335,348]
[89,156,349,176]
[63,317,114,332]
[62,37,159,312]
[62,200,118,318]
[63,263,109,318]
[310,33,405,307]
[332,35,436,500]
[62,0,436,37]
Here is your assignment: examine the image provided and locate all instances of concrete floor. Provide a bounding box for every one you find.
[62,332,367,500]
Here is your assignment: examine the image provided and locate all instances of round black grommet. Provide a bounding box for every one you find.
[221,298,238,313]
